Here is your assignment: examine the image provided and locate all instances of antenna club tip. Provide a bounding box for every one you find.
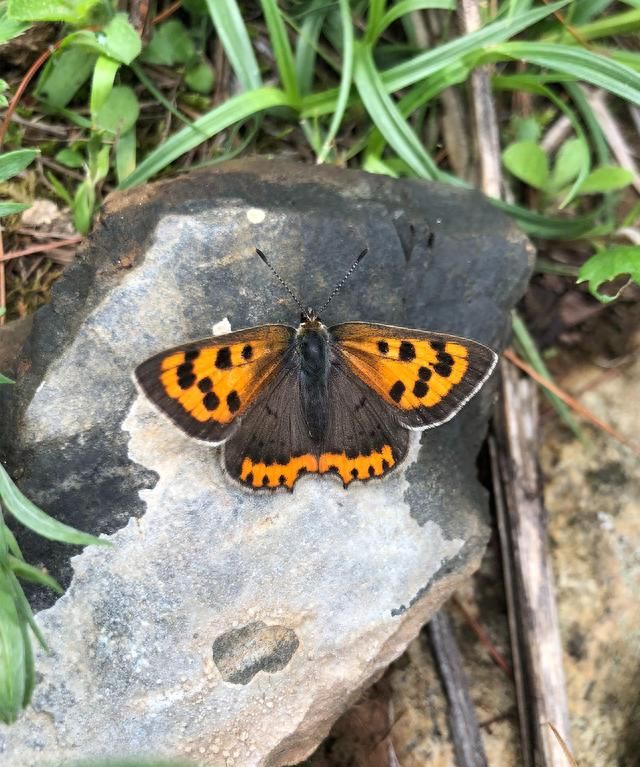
[357,248,368,262]
[255,248,267,263]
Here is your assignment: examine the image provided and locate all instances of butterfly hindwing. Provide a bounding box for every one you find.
[330,322,497,429]
[134,325,295,443]
[224,348,409,490]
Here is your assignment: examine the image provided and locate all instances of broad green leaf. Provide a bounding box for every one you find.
[0,201,29,217]
[36,47,96,108]
[0,4,29,44]
[0,374,14,384]
[95,85,139,135]
[550,138,589,191]
[294,0,327,95]
[119,87,293,189]
[0,568,25,724]
[577,245,640,302]
[0,149,38,182]
[502,140,549,190]
[55,148,85,168]
[0,463,106,546]
[513,116,541,143]
[577,165,634,194]
[141,19,195,66]
[99,13,141,64]
[206,0,261,90]
[7,0,102,23]
[185,61,215,94]
[90,54,120,119]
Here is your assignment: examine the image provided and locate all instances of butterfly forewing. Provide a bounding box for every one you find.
[134,325,295,443]
[330,322,498,429]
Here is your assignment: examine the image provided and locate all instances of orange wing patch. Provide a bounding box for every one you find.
[319,444,396,486]
[337,336,469,410]
[135,325,294,441]
[159,338,280,425]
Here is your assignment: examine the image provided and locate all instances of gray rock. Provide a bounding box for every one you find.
[0,159,532,766]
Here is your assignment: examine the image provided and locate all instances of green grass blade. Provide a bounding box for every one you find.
[492,199,604,240]
[260,0,299,103]
[8,556,63,594]
[119,87,294,189]
[369,0,455,43]
[317,0,353,163]
[490,42,640,105]
[0,463,106,546]
[206,0,261,90]
[131,62,204,135]
[511,311,582,437]
[381,0,571,91]
[353,42,459,183]
[294,1,327,95]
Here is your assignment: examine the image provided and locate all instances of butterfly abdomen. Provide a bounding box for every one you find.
[297,324,331,443]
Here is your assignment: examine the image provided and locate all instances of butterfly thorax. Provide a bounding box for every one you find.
[296,317,331,442]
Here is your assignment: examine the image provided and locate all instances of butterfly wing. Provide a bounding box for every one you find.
[330,322,497,429]
[224,346,410,490]
[134,325,295,444]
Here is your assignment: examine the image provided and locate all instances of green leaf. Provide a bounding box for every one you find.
[550,137,589,191]
[577,245,640,302]
[0,374,14,385]
[185,61,215,94]
[73,179,95,234]
[0,4,30,44]
[36,47,97,108]
[7,0,102,23]
[8,556,62,593]
[489,42,640,106]
[577,165,634,194]
[317,0,353,163]
[141,19,195,66]
[206,0,261,90]
[294,0,327,95]
[0,567,25,724]
[115,127,136,186]
[0,201,29,217]
[55,148,85,168]
[368,0,455,43]
[353,42,456,183]
[99,12,141,64]
[90,54,120,120]
[95,85,139,135]
[260,0,299,103]
[381,1,572,92]
[0,149,38,182]
[45,171,73,206]
[0,463,106,546]
[502,140,549,190]
[118,87,293,189]
[513,116,541,143]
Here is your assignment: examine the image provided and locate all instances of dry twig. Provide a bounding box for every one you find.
[493,360,573,767]
[427,611,489,767]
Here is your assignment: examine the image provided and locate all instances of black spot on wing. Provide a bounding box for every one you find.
[184,349,200,362]
[203,391,220,411]
[216,347,232,369]
[198,376,212,393]
[389,380,405,403]
[399,341,416,361]
[418,366,431,381]
[413,379,428,398]
[242,344,253,361]
[227,390,241,413]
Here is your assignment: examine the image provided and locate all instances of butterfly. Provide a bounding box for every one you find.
[134,248,498,491]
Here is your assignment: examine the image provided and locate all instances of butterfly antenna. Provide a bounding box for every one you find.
[255,248,307,314]
[318,248,368,314]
